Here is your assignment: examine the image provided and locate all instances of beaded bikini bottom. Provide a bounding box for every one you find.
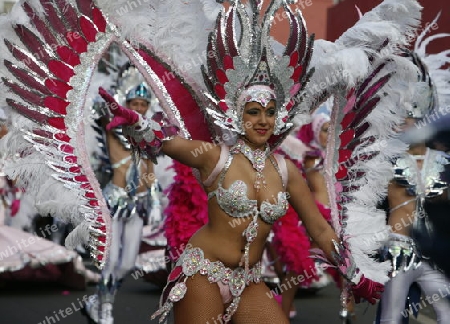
[103,182,151,219]
[379,233,421,278]
[151,246,262,323]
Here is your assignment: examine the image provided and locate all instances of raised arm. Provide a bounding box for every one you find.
[285,159,384,304]
[161,137,220,174]
[98,87,219,174]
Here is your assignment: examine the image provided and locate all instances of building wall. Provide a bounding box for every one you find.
[327,0,450,54]
[0,0,16,13]
[269,0,334,42]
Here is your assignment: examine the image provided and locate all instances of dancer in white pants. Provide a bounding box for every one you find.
[84,83,159,324]
[378,121,450,324]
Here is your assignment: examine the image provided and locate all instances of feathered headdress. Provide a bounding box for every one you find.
[407,12,450,119]
[203,0,314,149]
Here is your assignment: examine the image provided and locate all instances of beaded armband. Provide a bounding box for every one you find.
[123,112,179,163]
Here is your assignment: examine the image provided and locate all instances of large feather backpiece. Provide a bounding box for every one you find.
[323,55,419,284]
[0,0,217,269]
[299,0,422,123]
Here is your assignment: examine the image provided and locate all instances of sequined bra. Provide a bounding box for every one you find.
[205,145,288,224]
[393,149,448,199]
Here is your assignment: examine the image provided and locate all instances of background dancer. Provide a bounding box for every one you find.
[83,83,160,324]
[377,25,450,321]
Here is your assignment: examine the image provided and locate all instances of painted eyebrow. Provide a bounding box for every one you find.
[245,107,262,111]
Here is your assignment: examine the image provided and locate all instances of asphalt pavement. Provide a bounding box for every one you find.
[0,270,437,324]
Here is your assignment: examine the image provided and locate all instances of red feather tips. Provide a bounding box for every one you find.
[219,101,229,112]
[96,254,104,263]
[216,69,229,84]
[289,51,299,67]
[223,55,234,70]
[335,165,348,180]
[341,112,355,129]
[48,117,66,130]
[69,166,81,173]
[92,8,107,32]
[45,79,73,99]
[89,200,99,207]
[65,155,78,164]
[214,84,226,100]
[65,31,88,53]
[73,174,88,182]
[285,100,294,112]
[80,16,97,42]
[84,191,96,199]
[81,183,92,190]
[44,96,69,115]
[291,66,303,82]
[339,129,355,148]
[54,133,71,143]
[48,60,74,83]
[60,144,74,154]
[338,149,352,164]
[56,46,81,67]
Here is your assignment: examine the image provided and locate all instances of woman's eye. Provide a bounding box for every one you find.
[247,110,258,115]
[267,109,275,116]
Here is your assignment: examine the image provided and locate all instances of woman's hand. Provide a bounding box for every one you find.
[98,87,140,129]
[286,159,384,304]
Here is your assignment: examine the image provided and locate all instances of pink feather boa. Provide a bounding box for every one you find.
[163,161,208,261]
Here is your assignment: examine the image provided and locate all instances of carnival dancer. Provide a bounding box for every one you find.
[83,83,160,324]
[376,22,450,323]
[94,1,402,319]
[0,1,422,323]
[377,117,450,324]
[98,83,383,323]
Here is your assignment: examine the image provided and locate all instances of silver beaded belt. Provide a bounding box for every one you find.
[152,247,262,323]
[382,234,421,277]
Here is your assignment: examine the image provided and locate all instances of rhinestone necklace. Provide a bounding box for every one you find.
[231,139,270,191]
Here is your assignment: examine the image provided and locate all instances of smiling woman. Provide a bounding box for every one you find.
[95,0,386,322]
[242,97,276,147]
[0,0,422,323]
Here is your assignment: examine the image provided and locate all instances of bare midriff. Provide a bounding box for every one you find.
[188,155,284,269]
[187,205,272,269]
[106,130,150,193]
[388,182,416,237]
